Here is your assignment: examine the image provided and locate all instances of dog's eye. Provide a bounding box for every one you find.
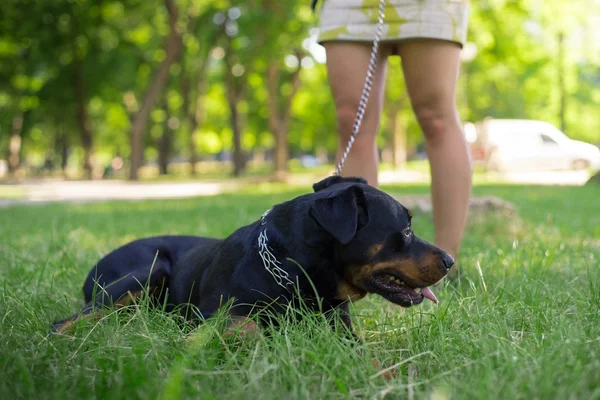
[401,226,412,239]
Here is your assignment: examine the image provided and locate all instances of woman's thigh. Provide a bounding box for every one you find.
[323,41,390,138]
[395,39,462,121]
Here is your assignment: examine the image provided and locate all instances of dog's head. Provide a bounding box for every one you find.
[308,176,454,307]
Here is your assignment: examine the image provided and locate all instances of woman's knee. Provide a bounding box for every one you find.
[412,99,460,144]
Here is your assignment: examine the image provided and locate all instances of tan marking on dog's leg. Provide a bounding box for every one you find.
[53,311,103,335]
[224,317,260,339]
[114,290,146,308]
[54,319,77,335]
[372,359,399,381]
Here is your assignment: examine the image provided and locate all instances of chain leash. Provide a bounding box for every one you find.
[334,0,387,176]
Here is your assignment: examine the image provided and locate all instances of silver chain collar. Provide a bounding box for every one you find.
[334,0,387,176]
[258,209,295,292]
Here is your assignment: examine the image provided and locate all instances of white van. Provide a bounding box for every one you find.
[468,119,600,172]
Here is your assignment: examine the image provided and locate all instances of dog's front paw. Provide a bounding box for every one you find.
[224,316,261,339]
[371,359,399,381]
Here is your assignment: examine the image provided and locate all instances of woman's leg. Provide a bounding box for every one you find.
[396,39,472,262]
[323,42,390,186]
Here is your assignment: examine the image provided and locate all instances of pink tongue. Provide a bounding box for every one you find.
[421,287,438,304]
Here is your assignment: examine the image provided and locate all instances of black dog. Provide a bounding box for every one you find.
[52,176,454,335]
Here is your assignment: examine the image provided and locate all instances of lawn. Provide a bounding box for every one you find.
[1,182,599,399]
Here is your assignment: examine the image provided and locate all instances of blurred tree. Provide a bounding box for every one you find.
[217,1,272,176]
[179,2,220,175]
[1,0,599,180]
[129,0,183,180]
[157,91,172,175]
[67,0,98,179]
[0,0,51,175]
[267,48,303,180]
[383,57,409,169]
[221,11,248,176]
[262,0,310,180]
[462,0,600,142]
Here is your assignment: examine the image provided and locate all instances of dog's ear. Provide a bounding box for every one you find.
[309,185,368,244]
[313,176,368,192]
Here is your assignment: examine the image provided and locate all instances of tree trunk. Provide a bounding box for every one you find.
[267,62,284,178]
[224,59,245,176]
[129,0,183,180]
[385,93,407,169]
[388,110,407,169]
[228,97,245,176]
[267,53,302,180]
[158,103,172,175]
[188,128,198,175]
[252,149,266,167]
[557,31,567,133]
[72,57,93,180]
[223,62,245,176]
[57,129,69,176]
[184,61,209,176]
[273,121,288,180]
[221,9,260,177]
[70,12,93,180]
[158,136,170,175]
[181,69,195,176]
[183,17,217,176]
[8,113,24,175]
[189,78,208,175]
[407,144,418,160]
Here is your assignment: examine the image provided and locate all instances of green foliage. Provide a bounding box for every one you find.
[462,0,600,142]
[0,0,599,172]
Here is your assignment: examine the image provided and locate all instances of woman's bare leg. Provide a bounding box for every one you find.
[323,42,389,186]
[396,39,472,263]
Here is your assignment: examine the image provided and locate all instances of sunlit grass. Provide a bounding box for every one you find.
[0,185,27,200]
[1,183,599,399]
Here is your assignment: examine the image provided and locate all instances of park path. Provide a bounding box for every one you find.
[0,169,591,208]
[0,179,236,208]
[0,170,425,207]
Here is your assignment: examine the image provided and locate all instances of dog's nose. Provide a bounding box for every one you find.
[441,252,455,271]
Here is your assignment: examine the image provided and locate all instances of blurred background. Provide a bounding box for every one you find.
[1,0,599,199]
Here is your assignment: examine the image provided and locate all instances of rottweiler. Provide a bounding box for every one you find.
[52,176,454,336]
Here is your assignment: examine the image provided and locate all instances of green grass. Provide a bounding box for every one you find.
[1,183,599,399]
[0,185,26,200]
